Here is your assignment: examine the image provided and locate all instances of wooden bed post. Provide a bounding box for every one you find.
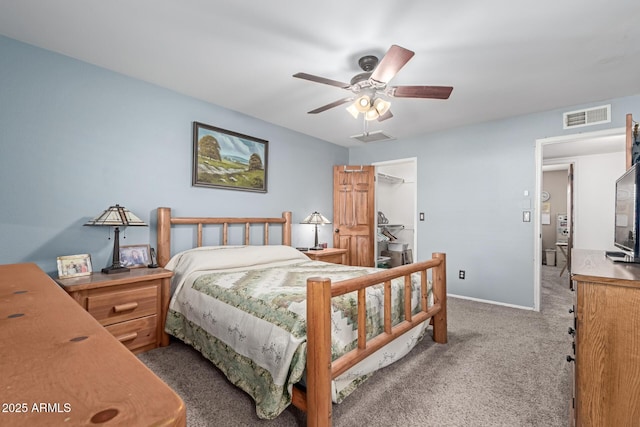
[431,252,448,344]
[306,276,332,427]
[157,207,171,267]
[283,211,292,246]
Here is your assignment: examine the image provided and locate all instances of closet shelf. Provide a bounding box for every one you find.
[378,224,404,229]
[377,173,404,184]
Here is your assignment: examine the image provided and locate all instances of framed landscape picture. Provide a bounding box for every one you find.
[192,121,268,193]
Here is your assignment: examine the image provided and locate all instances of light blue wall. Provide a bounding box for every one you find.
[350,94,640,308]
[0,36,348,275]
[3,34,639,308]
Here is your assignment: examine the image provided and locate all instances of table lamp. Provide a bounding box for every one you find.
[85,204,147,274]
[301,211,331,250]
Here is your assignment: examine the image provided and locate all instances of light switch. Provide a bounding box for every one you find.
[523,211,531,222]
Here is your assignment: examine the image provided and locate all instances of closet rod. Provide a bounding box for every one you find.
[342,165,367,173]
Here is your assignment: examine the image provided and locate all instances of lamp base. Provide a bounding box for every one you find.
[102,265,130,274]
[310,246,324,251]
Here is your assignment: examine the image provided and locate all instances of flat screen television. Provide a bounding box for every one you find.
[608,163,640,263]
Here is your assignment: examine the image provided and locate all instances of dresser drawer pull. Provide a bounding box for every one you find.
[116,332,138,343]
[113,302,139,313]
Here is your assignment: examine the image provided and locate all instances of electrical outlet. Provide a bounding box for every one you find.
[459,270,465,279]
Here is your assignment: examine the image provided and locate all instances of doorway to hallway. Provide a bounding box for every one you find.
[533,128,625,310]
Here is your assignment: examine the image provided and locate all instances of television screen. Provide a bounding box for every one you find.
[614,163,639,257]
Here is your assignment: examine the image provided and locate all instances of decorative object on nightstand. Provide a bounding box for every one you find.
[148,247,159,268]
[120,244,151,268]
[84,204,147,274]
[301,211,331,250]
[56,253,93,278]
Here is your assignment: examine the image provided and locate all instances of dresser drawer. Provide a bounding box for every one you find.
[86,284,158,326]
[105,315,157,351]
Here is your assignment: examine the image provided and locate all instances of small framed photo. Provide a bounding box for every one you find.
[119,244,151,268]
[57,254,92,279]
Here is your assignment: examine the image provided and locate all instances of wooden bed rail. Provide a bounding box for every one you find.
[157,207,292,266]
[304,252,447,427]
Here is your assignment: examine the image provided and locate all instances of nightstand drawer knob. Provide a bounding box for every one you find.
[116,332,138,343]
[113,302,139,313]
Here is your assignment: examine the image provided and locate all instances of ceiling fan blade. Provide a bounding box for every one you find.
[293,72,351,89]
[377,110,393,122]
[369,45,415,84]
[389,85,453,99]
[308,97,353,114]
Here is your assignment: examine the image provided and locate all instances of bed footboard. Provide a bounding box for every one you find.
[303,253,447,427]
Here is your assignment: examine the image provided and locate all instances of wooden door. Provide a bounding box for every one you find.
[333,165,375,267]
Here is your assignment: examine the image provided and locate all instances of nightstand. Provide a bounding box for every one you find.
[302,247,348,265]
[57,267,173,354]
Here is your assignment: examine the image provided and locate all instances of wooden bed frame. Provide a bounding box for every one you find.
[156,207,447,427]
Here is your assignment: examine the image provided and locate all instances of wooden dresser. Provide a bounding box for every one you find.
[0,263,185,426]
[570,250,640,426]
[56,268,173,354]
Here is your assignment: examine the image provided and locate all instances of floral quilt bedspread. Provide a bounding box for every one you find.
[164,245,431,419]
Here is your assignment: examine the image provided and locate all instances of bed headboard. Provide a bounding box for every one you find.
[156,207,292,267]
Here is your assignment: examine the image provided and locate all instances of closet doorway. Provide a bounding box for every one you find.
[332,159,418,268]
[373,158,418,267]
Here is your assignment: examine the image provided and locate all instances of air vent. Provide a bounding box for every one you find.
[563,104,611,129]
[350,130,395,143]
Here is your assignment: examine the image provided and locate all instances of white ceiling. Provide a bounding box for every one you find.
[1,1,639,148]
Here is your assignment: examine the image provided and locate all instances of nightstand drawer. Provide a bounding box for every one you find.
[105,315,158,351]
[87,284,158,326]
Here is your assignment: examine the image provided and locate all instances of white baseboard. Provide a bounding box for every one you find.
[447,293,536,312]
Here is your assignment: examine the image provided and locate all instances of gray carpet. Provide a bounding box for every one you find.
[138,266,573,426]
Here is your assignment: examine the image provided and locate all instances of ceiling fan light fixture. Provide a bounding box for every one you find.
[373,98,391,116]
[355,95,371,113]
[364,108,379,121]
[346,103,360,119]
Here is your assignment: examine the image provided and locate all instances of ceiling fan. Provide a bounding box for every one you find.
[293,44,453,122]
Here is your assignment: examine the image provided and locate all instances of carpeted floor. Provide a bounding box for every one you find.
[138,265,573,426]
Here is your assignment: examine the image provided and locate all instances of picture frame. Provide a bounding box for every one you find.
[192,121,268,193]
[57,254,92,279]
[119,244,151,268]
